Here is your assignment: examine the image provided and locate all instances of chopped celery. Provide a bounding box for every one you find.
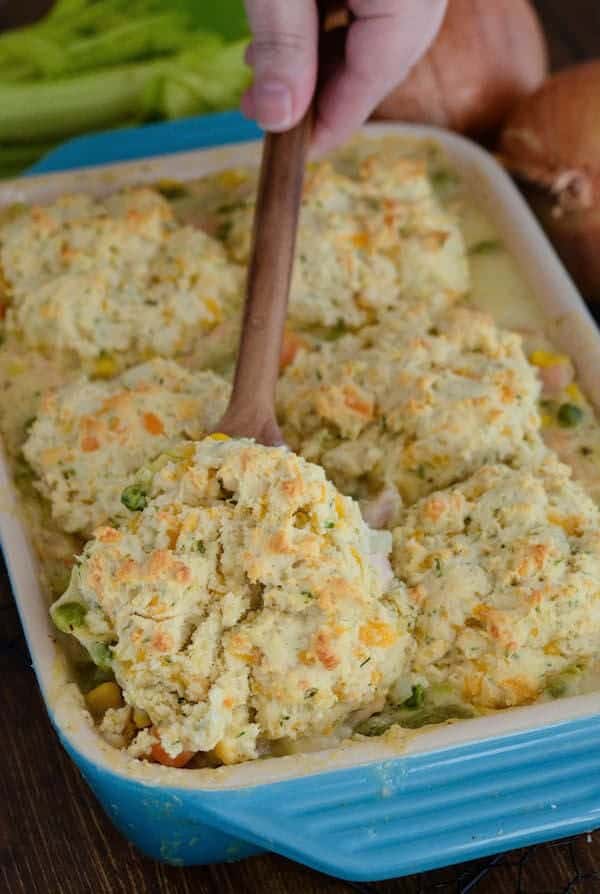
[52,600,87,632]
[546,664,584,699]
[468,240,503,256]
[394,704,476,730]
[89,642,114,669]
[402,684,426,709]
[356,702,476,737]
[76,662,115,694]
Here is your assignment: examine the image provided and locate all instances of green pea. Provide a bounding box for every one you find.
[52,601,87,632]
[557,403,583,428]
[121,483,148,512]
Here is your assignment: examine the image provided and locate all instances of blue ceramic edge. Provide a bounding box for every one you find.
[53,708,600,880]
[26,111,262,175]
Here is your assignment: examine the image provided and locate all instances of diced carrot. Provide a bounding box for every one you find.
[149,734,195,768]
[351,231,369,249]
[343,386,373,418]
[81,436,100,452]
[143,412,164,436]
[280,330,306,370]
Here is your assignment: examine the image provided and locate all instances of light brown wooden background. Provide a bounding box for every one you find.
[2,2,600,891]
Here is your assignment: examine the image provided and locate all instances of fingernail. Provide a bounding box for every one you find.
[254,81,292,130]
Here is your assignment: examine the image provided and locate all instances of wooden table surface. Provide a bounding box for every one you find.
[2,2,600,892]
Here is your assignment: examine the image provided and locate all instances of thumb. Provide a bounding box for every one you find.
[242,0,318,131]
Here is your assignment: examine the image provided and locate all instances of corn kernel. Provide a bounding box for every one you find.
[351,231,369,249]
[204,297,223,322]
[213,737,240,765]
[216,168,248,189]
[206,432,230,441]
[529,350,569,368]
[85,681,123,718]
[548,512,581,535]
[566,382,583,402]
[359,620,397,648]
[350,547,363,569]
[92,352,118,379]
[133,708,151,729]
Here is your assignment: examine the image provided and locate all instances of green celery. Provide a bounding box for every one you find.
[0,58,171,142]
[0,36,249,144]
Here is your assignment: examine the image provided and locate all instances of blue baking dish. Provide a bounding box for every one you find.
[2,114,600,880]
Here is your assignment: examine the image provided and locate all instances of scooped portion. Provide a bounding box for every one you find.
[278,301,544,514]
[24,359,230,535]
[392,455,600,708]
[51,438,413,764]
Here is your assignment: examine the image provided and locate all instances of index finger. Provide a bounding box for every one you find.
[313,0,447,153]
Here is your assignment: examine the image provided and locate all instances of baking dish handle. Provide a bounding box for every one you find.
[195,716,600,881]
[27,111,262,176]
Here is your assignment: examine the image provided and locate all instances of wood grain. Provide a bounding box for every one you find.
[217,117,311,445]
[2,3,600,893]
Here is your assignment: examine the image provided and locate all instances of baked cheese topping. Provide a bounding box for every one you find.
[392,456,600,708]
[24,359,230,534]
[223,156,469,331]
[52,438,413,763]
[278,301,544,508]
[1,188,243,363]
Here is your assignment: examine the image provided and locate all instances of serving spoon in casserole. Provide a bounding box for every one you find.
[216,1,350,446]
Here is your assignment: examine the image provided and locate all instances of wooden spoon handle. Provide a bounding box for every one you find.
[218,1,349,445]
[217,117,312,445]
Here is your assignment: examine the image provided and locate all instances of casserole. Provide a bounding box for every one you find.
[3,115,600,880]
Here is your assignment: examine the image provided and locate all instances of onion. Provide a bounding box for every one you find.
[500,62,600,301]
[374,0,548,138]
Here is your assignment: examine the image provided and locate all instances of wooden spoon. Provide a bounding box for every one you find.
[216,1,350,446]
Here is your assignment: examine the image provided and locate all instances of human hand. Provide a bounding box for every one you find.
[241,0,448,153]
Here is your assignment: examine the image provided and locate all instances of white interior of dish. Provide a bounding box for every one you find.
[2,123,600,792]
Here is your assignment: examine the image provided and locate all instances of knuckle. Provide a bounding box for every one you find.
[350,0,445,18]
[250,29,312,66]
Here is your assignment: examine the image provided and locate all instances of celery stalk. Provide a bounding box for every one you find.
[0,0,184,79]
[159,40,251,118]
[66,15,198,72]
[0,39,250,144]
[0,59,171,142]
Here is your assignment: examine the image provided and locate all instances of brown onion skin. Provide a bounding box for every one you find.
[501,62,600,302]
[373,0,548,139]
